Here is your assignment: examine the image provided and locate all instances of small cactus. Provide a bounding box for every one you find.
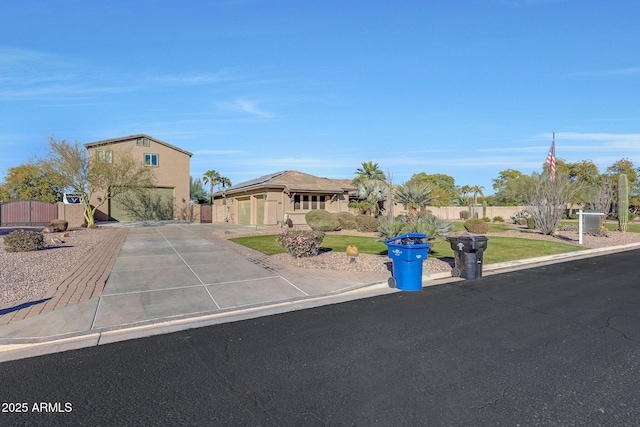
[618,173,629,232]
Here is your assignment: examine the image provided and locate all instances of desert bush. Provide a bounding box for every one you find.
[305,210,340,231]
[463,218,489,234]
[459,210,470,220]
[3,230,45,252]
[355,215,380,232]
[50,219,68,232]
[493,216,505,222]
[336,212,357,230]
[482,217,490,222]
[378,214,453,242]
[276,230,325,258]
[526,216,536,229]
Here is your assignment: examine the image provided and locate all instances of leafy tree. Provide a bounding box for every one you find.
[202,170,221,203]
[352,161,386,186]
[394,181,435,221]
[0,163,65,202]
[190,176,208,202]
[607,158,640,207]
[492,169,534,206]
[40,137,156,228]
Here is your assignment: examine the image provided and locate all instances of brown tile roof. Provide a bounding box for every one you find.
[219,170,354,196]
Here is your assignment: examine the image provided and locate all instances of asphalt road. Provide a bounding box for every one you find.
[2,249,640,426]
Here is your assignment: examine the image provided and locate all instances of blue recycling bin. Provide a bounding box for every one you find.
[385,233,431,291]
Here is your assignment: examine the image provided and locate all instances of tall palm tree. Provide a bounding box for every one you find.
[470,185,485,205]
[202,170,221,203]
[394,181,435,222]
[353,161,386,186]
[218,176,232,191]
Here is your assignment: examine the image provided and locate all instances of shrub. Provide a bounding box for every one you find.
[276,230,325,258]
[568,213,579,220]
[526,216,536,229]
[336,212,357,230]
[355,215,380,232]
[305,210,340,232]
[493,216,505,222]
[3,230,45,252]
[459,210,470,220]
[50,219,68,232]
[463,218,489,234]
[482,217,490,222]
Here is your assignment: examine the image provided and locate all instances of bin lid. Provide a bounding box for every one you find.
[384,233,427,245]
[446,235,488,241]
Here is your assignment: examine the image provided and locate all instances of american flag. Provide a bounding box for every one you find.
[545,134,556,182]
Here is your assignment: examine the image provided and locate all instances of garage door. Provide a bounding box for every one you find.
[110,187,174,222]
[256,196,265,226]
[237,198,251,225]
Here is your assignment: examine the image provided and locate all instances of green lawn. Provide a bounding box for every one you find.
[450,222,512,233]
[230,233,585,264]
[429,236,584,264]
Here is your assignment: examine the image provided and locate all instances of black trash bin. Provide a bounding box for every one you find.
[446,235,488,279]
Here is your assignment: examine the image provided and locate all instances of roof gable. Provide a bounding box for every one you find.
[84,134,193,157]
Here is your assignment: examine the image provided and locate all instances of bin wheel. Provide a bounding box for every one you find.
[388,277,396,288]
[451,267,461,277]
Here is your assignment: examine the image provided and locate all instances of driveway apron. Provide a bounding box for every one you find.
[93,225,307,330]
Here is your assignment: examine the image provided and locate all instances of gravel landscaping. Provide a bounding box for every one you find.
[0,227,115,306]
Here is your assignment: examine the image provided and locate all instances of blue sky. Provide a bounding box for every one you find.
[2,0,640,195]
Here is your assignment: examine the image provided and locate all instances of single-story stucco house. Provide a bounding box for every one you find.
[212,170,355,226]
[85,134,192,222]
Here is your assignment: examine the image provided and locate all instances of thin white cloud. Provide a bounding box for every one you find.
[569,67,640,78]
[151,69,243,85]
[230,97,275,118]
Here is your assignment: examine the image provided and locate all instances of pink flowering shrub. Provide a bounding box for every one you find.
[276,230,325,258]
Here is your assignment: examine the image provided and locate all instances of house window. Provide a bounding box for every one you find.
[96,149,113,163]
[136,137,150,147]
[144,153,159,167]
[293,194,326,211]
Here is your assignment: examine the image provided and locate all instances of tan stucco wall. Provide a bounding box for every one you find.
[215,188,351,226]
[86,137,190,221]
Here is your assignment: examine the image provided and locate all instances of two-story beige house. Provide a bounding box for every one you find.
[84,134,192,222]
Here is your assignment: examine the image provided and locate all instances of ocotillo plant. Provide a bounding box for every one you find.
[618,173,629,232]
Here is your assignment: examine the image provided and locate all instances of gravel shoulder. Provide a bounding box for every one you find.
[0,227,115,306]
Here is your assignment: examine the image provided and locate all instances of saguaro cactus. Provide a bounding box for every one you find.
[482,200,487,219]
[618,173,629,232]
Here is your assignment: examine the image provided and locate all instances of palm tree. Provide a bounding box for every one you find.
[352,179,388,216]
[470,185,485,205]
[218,176,232,191]
[394,182,435,222]
[353,161,386,186]
[202,170,221,203]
